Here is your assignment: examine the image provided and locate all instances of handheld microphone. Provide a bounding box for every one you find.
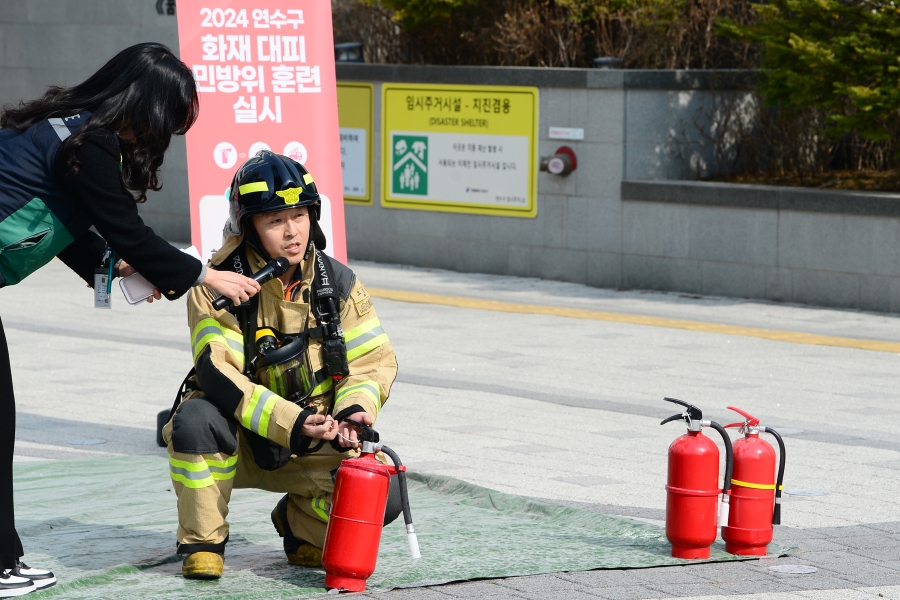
[212,257,290,310]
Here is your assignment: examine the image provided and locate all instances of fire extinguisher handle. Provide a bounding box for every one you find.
[660,414,684,426]
[726,406,760,427]
[341,419,380,444]
[662,397,702,421]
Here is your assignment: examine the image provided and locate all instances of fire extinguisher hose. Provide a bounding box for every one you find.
[707,420,734,527]
[380,445,422,559]
[763,427,786,525]
[707,421,734,495]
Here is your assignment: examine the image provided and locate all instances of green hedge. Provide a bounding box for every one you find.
[719,0,900,144]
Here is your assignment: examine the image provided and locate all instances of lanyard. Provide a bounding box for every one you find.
[94,245,115,309]
[104,246,115,295]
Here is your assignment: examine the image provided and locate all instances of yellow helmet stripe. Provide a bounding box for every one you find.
[303,173,314,185]
[239,181,269,195]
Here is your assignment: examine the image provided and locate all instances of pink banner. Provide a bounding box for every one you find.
[176,1,346,262]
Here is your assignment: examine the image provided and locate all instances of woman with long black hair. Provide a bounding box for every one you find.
[0,43,261,595]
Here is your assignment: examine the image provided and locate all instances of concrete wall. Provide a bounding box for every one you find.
[337,64,750,289]
[0,1,189,242]
[336,63,900,311]
[621,181,900,312]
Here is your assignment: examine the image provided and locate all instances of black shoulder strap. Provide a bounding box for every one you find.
[311,251,349,381]
[311,250,340,321]
[320,253,356,302]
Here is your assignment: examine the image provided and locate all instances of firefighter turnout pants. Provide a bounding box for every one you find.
[163,397,349,554]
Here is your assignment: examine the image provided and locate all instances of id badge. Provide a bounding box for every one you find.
[94,268,111,309]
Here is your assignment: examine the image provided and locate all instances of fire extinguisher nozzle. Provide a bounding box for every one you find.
[772,503,782,525]
[717,495,730,528]
[408,531,421,559]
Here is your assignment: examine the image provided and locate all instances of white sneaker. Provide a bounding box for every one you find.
[10,562,55,590]
[0,570,35,597]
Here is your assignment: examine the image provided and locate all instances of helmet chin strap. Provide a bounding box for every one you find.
[242,223,273,263]
[304,207,324,260]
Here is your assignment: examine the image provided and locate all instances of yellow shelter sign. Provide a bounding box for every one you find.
[337,82,374,204]
[381,83,538,217]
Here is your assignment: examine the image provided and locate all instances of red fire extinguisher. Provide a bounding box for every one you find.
[660,397,734,559]
[322,423,421,592]
[721,406,786,556]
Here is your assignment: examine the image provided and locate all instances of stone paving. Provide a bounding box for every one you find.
[5,259,900,599]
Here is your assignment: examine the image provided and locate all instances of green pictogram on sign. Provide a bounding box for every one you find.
[391,135,428,195]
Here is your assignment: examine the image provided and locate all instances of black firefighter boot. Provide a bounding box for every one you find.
[271,494,323,567]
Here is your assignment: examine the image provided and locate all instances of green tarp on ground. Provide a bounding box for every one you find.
[13,455,782,598]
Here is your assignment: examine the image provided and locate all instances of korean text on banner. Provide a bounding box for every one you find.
[176,2,347,262]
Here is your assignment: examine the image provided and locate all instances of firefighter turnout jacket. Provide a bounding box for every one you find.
[186,239,397,462]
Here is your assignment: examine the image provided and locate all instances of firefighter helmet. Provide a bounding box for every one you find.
[225,150,326,251]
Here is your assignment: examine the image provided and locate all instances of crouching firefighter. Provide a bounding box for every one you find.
[161,151,400,580]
